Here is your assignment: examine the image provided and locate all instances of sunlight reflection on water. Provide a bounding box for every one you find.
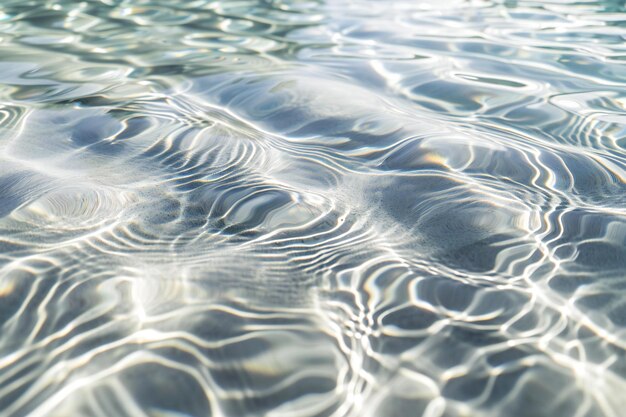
[0,1,626,416]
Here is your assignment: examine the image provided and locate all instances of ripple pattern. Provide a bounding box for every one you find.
[1,1,626,416]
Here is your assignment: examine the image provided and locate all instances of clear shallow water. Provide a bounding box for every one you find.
[1,0,626,415]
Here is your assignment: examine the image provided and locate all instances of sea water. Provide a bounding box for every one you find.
[1,1,626,416]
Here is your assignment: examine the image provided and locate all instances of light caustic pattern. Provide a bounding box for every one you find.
[0,0,626,416]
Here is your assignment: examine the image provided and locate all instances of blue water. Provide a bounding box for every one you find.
[1,1,625,416]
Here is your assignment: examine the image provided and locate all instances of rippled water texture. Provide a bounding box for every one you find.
[1,0,626,416]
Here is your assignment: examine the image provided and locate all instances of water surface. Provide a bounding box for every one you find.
[1,1,626,416]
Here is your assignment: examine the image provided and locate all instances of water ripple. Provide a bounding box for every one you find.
[1,0,626,416]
